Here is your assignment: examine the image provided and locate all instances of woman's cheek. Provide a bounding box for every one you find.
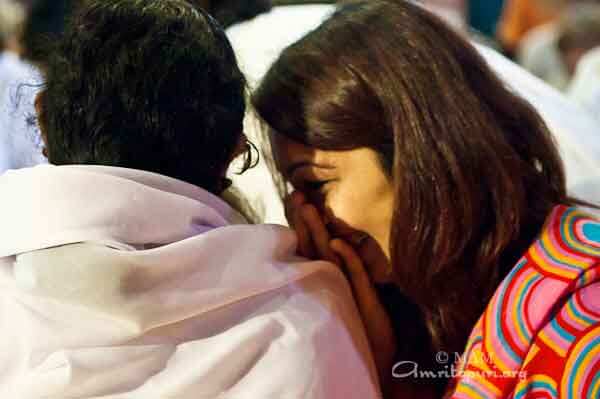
[325,194,371,236]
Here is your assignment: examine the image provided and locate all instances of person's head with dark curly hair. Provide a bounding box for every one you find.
[36,0,248,194]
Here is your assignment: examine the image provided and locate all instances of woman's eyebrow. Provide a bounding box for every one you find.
[286,161,335,176]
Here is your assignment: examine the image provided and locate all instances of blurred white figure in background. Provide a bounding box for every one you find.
[517,23,569,91]
[227,4,335,90]
[227,4,337,224]
[568,46,600,117]
[0,0,45,174]
[566,46,600,207]
[477,44,600,209]
[0,71,45,174]
[0,0,25,96]
[227,3,599,226]
[518,3,600,92]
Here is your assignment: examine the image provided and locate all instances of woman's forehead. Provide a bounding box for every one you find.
[271,133,380,173]
[271,133,314,161]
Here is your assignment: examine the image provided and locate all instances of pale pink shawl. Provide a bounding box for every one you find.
[0,165,379,398]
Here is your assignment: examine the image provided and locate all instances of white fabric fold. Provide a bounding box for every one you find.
[0,165,379,398]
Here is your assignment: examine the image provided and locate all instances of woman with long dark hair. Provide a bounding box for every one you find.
[253,1,600,397]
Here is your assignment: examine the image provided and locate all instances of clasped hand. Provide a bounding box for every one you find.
[285,191,397,389]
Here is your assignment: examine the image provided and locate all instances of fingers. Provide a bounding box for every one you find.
[284,191,306,228]
[285,191,316,258]
[330,239,390,327]
[330,239,375,305]
[356,236,393,284]
[330,238,397,381]
[301,204,340,264]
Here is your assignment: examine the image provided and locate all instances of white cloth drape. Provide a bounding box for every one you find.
[0,165,379,398]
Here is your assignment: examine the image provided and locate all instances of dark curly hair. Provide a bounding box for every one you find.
[20,0,74,66]
[38,0,247,193]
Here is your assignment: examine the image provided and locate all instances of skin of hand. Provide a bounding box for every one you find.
[285,191,397,390]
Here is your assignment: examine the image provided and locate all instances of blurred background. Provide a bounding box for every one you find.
[3,0,600,97]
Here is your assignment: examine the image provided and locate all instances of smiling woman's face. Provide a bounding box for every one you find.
[271,133,395,259]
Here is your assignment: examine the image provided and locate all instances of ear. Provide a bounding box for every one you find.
[34,90,49,158]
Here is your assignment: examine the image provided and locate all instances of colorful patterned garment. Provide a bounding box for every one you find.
[447,205,600,399]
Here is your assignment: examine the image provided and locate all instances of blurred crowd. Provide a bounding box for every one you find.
[422,0,600,112]
[3,0,600,118]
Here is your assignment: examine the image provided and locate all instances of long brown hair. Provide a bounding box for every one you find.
[253,0,573,380]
